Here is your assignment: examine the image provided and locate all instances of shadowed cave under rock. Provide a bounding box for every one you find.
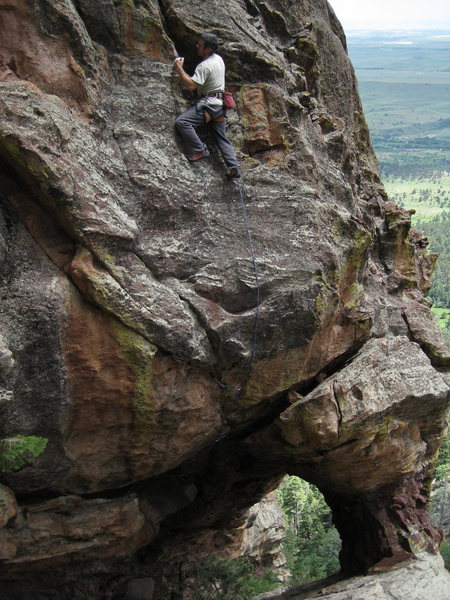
[0,1,450,599]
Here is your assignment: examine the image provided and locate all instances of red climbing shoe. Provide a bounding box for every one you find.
[188,150,210,162]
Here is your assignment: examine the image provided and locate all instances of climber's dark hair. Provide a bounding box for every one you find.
[201,33,219,53]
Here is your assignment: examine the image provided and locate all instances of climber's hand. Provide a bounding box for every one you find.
[174,57,184,70]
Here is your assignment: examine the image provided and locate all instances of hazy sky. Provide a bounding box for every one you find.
[329,0,450,30]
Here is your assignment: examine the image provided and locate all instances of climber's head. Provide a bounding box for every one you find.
[197,33,219,57]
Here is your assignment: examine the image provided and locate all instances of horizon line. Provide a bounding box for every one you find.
[345,26,450,32]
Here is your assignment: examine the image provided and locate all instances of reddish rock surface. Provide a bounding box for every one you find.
[0,1,449,598]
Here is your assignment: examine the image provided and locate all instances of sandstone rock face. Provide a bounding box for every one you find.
[240,491,288,576]
[0,0,449,598]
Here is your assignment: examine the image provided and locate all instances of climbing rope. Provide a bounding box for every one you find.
[212,176,261,393]
[235,177,261,371]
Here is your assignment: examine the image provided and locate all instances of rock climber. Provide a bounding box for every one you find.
[174,33,241,179]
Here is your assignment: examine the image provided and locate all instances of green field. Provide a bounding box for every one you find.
[384,174,450,221]
[360,82,450,129]
[348,32,450,73]
[432,307,450,320]
[348,31,450,178]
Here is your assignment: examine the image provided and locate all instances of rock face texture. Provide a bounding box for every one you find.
[0,0,449,598]
[257,553,450,600]
[240,491,288,576]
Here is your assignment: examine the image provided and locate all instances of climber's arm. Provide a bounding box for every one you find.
[173,58,198,92]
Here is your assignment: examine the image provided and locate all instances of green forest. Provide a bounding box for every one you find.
[276,477,340,584]
[414,212,450,342]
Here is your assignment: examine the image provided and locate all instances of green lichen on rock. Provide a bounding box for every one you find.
[0,436,48,473]
[318,115,335,134]
[0,484,17,527]
[110,318,158,476]
[295,37,319,60]
[111,318,157,423]
[338,229,373,308]
[114,0,134,7]
[404,532,428,554]
[92,246,117,269]
[313,269,340,321]
[0,134,51,184]
[137,15,162,45]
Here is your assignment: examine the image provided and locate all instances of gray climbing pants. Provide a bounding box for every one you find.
[175,104,240,170]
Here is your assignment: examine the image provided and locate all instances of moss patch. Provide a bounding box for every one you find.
[338,228,372,308]
[111,318,157,424]
[0,135,52,185]
[0,436,48,472]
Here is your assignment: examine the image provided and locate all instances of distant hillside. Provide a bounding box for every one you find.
[348,30,450,336]
[348,30,450,177]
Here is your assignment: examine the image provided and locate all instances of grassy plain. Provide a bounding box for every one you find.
[432,307,450,320]
[384,174,450,221]
[348,31,450,217]
[348,30,450,329]
[348,31,450,178]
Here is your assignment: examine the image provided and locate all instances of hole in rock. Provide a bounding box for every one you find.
[276,475,342,587]
[429,430,450,569]
[180,476,342,599]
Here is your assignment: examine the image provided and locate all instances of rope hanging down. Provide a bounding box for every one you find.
[213,178,261,392]
[236,178,260,370]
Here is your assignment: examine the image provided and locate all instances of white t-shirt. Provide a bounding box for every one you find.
[192,53,225,97]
